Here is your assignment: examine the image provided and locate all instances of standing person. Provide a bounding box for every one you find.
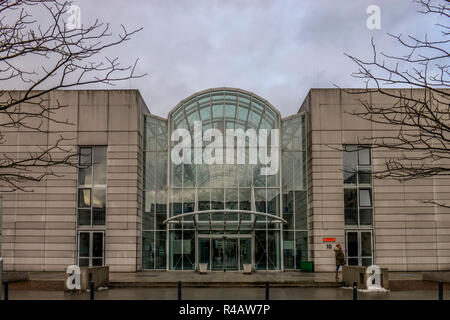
[334,243,345,281]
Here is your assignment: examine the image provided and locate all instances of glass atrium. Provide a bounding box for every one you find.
[142,88,307,271]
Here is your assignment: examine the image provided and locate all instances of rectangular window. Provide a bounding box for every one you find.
[358,168,372,185]
[358,148,371,165]
[343,146,373,227]
[77,146,107,227]
[345,230,373,267]
[359,189,372,207]
[78,188,91,208]
[343,146,374,267]
[344,189,358,225]
[78,231,104,267]
[343,145,357,184]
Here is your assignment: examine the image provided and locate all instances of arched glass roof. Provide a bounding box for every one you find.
[169,88,280,132]
[168,88,281,192]
[166,88,283,228]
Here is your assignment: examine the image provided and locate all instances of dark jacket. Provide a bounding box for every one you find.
[334,247,345,266]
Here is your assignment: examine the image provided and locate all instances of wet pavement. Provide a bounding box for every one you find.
[29,271,343,284]
[27,270,424,287]
[5,287,448,300]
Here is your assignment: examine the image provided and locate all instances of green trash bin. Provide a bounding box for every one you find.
[299,261,314,272]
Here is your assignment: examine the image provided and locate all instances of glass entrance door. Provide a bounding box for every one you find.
[225,238,238,270]
[239,238,251,270]
[212,238,225,270]
[199,238,210,269]
[200,236,250,271]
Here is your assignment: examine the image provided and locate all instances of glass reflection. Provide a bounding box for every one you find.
[239,189,251,211]
[183,188,195,214]
[78,188,91,208]
[225,188,238,209]
[170,189,182,216]
[343,146,357,184]
[78,168,91,186]
[198,188,210,212]
[295,231,308,267]
[267,189,280,215]
[283,231,295,269]
[254,189,266,213]
[93,147,107,185]
[211,188,224,210]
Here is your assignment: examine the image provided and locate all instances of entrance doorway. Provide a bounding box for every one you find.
[198,235,252,271]
[345,230,373,266]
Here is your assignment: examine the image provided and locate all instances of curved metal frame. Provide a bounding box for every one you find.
[163,209,287,225]
[167,87,281,119]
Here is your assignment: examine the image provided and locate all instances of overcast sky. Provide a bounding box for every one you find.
[26,1,447,117]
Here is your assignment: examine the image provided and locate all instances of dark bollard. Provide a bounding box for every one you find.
[0,258,3,300]
[4,280,8,301]
[352,281,357,301]
[178,281,182,301]
[265,281,270,300]
[438,281,443,301]
[90,281,95,301]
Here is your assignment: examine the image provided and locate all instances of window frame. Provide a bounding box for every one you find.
[345,229,374,267]
[343,145,374,228]
[77,230,105,267]
[77,146,107,228]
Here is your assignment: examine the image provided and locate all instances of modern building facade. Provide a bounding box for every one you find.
[142,88,306,272]
[0,88,449,273]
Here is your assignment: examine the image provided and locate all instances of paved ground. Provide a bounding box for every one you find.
[5,270,443,293]
[109,271,342,285]
[4,271,447,300]
[27,270,423,285]
[4,287,449,300]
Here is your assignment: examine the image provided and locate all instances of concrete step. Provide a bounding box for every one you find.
[108,281,344,288]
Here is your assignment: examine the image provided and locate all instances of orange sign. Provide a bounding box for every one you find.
[323,238,336,242]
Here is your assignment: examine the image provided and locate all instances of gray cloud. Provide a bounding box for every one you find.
[8,0,445,117]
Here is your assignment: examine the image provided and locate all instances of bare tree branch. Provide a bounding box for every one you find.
[0,0,145,191]
[342,0,450,207]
